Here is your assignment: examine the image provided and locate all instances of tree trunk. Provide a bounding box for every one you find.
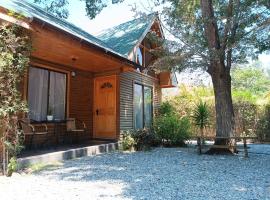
[208,63,235,154]
[200,0,235,154]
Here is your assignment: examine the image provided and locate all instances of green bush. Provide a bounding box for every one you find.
[154,114,191,146]
[131,128,159,151]
[7,157,17,177]
[121,131,136,151]
[121,129,159,151]
[159,101,175,115]
[255,104,270,141]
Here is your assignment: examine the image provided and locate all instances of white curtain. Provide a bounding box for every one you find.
[49,71,66,120]
[28,67,48,121]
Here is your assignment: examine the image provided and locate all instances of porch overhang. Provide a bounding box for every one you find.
[30,19,139,73]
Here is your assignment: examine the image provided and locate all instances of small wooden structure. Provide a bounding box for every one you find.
[158,71,178,88]
[196,136,258,158]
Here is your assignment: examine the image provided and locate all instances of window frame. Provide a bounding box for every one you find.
[27,65,68,122]
[133,82,154,129]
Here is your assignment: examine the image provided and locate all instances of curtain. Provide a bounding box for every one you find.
[134,84,143,129]
[49,71,66,120]
[144,86,153,127]
[28,67,48,121]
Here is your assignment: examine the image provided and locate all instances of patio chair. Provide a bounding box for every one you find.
[18,119,48,149]
[66,118,87,144]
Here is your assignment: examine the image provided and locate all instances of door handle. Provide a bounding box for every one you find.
[96,109,99,115]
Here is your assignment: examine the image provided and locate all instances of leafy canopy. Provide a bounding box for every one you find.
[33,0,69,19]
[231,64,270,96]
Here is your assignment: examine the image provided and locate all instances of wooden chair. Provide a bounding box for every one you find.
[18,119,48,149]
[66,118,86,144]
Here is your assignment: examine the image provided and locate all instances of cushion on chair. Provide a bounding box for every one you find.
[66,118,76,131]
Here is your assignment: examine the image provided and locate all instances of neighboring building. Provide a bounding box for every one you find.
[0,0,176,152]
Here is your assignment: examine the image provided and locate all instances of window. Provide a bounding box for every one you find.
[28,66,67,121]
[134,83,153,129]
[136,47,143,66]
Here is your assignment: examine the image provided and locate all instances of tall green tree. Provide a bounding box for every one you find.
[231,65,270,96]
[83,0,270,147]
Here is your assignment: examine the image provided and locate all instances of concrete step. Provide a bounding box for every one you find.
[17,142,119,169]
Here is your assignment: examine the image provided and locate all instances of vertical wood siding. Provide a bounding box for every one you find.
[69,72,93,139]
[120,71,161,131]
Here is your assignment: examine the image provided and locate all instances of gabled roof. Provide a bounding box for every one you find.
[96,13,161,57]
[0,0,126,59]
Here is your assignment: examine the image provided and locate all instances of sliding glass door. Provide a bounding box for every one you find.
[134,83,153,129]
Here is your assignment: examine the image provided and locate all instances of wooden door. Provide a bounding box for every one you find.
[93,75,117,139]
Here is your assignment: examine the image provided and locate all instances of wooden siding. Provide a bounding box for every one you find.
[120,71,161,131]
[69,71,93,138]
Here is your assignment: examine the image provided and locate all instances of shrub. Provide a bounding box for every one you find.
[255,104,270,141]
[7,157,17,177]
[121,129,159,151]
[159,101,175,116]
[131,128,159,151]
[121,131,136,151]
[154,114,191,146]
[191,100,211,137]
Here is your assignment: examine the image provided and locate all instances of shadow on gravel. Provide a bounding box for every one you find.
[35,145,270,200]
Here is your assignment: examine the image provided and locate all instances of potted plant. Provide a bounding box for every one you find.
[47,107,54,121]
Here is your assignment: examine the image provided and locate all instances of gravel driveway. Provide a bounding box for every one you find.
[0,144,270,200]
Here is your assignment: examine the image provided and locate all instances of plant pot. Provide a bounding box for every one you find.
[47,115,53,121]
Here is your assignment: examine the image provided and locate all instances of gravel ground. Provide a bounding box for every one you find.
[0,144,270,200]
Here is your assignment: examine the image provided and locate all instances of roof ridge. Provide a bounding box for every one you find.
[96,12,157,36]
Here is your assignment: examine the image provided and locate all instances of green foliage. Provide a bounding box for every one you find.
[83,0,124,19]
[121,131,136,151]
[33,0,69,19]
[234,103,259,137]
[7,157,17,177]
[231,66,270,96]
[154,113,191,146]
[232,90,257,104]
[121,129,158,151]
[159,101,175,115]
[131,129,158,151]
[191,100,211,130]
[0,23,30,175]
[255,104,270,141]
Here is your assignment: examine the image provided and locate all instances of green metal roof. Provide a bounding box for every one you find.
[96,13,158,57]
[0,0,123,56]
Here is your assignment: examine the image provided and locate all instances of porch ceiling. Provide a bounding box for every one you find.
[31,22,133,73]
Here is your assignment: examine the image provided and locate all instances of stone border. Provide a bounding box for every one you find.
[17,142,119,169]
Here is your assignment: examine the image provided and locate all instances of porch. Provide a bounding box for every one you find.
[18,140,119,169]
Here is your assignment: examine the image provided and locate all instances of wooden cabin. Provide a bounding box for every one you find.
[0,0,177,155]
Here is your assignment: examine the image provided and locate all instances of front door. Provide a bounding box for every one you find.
[93,75,117,139]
